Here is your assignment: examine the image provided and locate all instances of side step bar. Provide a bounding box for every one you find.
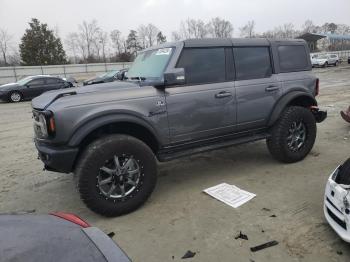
[157,133,269,162]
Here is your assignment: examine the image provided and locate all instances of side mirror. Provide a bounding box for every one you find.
[164,68,185,87]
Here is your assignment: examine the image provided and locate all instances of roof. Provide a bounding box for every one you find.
[323,33,350,40]
[144,38,307,51]
[184,38,306,47]
[296,33,326,42]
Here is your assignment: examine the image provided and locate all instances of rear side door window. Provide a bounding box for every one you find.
[28,78,45,87]
[176,48,226,85]
[278,45,309,72]
[45,78,63,90]
[233,47,272,80]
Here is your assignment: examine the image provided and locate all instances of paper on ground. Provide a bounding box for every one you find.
[203,183,256,208]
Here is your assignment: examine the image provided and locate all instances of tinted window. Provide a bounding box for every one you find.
[28,78,45,85]
[278,45,308,72]
[234,47,272,80]
[177,48,225,85]
[46,78,61,84]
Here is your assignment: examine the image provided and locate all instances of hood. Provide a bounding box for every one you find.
[32,81,139,110]
[0,82,20,91]
[84,76,102,83]
[83,75,110,84]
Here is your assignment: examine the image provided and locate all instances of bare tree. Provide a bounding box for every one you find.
[78,20,100,59]
[208,17,233,38]
[179,19,208,39]
[137,24,148,49]
[97,30,108,62]
[145,24,159,47]
[65,33,79,63]
[138,24,160,48]
[8,47,20,65]
[0,28,12,65]
[302,20,317,33]
[110,29,124,56]
[240,20,255,38]
[171,31,182,41]
[335,24,350,35]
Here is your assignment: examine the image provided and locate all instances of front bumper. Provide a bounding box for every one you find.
[35,140,79,173]
[0,91,8,101]
[324,167,350,242]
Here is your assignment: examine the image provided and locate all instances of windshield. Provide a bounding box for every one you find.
[127,47,173,79]
[318,55,327,59]
[17,76,34,85]
[99,70,118,78]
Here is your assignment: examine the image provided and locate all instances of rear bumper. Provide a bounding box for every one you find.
[83,227,131,262]
[35,140,78,173]
[311,107,327,123]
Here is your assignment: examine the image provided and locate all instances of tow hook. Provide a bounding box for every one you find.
[310,106,327,123]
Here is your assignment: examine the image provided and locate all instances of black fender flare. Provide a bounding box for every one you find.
[267,91,317,126]
[67,113,160,147]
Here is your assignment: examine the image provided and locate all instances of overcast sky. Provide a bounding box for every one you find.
[1,0,349,43]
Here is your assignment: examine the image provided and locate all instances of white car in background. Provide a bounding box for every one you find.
[324,159,350,242]
[311,54,339,67]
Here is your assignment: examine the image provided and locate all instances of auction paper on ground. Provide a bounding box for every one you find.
[203,183,256,208]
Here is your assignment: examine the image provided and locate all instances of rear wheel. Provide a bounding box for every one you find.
[267,106,316,163]
[9,91,22,102]
[75,134,157,217]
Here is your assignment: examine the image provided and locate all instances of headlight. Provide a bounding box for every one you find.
[33,111,55,138]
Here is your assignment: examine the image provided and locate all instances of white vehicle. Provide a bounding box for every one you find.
[324,159,350,242]
[311,53,339,67]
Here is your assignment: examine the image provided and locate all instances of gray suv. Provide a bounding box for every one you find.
[32,38,327,216]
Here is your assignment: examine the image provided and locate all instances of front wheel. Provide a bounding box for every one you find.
[9,91,22,102]
[267,106,316,163]
[75,134,157,217]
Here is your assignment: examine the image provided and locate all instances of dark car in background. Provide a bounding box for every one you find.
[0,212,131,262]
[348,55,350,64]
[83,69,128,86]
[0,75,71,102]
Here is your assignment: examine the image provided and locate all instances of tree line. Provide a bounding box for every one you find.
[0,18,349,66]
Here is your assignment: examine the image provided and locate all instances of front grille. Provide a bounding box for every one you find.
[327,207,347,230]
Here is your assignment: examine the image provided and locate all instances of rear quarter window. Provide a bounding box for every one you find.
[278,45,309,73]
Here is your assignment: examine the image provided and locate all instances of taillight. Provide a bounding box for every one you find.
[315,78,319,96]
[50,212,90,228]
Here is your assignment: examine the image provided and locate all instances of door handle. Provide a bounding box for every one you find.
[265,85,279,92]
[215,91,232,98]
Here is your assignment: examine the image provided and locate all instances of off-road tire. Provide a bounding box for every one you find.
[335,158,350,185]
[267,106,316,163]
[75,134,157,217]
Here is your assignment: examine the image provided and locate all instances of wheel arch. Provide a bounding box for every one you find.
[68,115,161,157]
[268,91,317,126]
